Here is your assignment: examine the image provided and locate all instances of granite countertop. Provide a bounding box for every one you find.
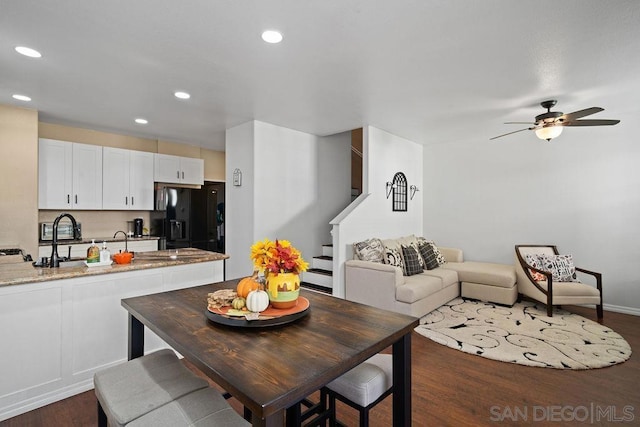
[0,248,228,287]
[38,236,159,246]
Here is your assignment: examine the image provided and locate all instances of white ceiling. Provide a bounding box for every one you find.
[2,0,639,151]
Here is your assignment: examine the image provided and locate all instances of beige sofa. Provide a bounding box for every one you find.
[345,245,517,318]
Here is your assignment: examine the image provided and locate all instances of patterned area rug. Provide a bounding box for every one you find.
[414,298,631,369]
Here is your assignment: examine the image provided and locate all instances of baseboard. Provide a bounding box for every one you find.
[0,379,94,422]
[603,303,640,316]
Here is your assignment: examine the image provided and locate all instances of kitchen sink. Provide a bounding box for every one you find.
[58,259,86,268]
[33,258,86,268]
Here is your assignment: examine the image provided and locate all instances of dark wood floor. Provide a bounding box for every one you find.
[2,305,638,426]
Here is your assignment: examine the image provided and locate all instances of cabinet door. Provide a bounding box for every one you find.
[154,153,181,183]
[180,157,204,185]
[38,139,73,209]
[129,151,154,210]
[102,147,130,209]
[72,143,103,209]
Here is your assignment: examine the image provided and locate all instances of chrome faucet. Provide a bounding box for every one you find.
[113,230,128,252]
[50,212,80,268]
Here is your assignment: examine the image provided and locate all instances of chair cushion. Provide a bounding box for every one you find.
[94,349,209,426]
[327,354,392,407]
[128,387,250,427]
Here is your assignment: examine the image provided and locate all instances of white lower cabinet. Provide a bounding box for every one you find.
[0,260,223,421]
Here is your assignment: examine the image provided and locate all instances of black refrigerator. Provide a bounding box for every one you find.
[149,183,225,252]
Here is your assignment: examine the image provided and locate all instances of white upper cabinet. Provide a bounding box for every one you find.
[103,147,154,210]
[154,153,204,185]
[39,139,103,210]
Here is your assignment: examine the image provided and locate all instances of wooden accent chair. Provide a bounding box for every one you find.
[515,245,603,320]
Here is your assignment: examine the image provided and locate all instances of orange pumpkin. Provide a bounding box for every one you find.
[237,275,261,298]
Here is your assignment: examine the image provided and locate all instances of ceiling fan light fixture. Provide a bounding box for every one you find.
[535,125,563,141]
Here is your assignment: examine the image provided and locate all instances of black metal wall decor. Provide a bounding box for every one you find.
[386,172,407,211]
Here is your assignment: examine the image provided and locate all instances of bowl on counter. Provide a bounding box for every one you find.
[112,251,133,264]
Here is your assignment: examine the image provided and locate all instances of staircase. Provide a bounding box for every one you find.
[301,244,333,294]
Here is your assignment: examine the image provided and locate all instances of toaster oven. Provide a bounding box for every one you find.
[40,222,82,241]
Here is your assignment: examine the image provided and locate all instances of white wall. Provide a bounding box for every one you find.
[253,121,318,268]
[423,131,640,314]
[225,122,255,279]
[225,121,352,280]
[332,126,423,297]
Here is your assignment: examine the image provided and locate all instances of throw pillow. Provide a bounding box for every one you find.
[353,238,384,263]
[538,254,578,282]
[417,237,446,265]
[524,254,547,281]
[401,245,423,276]
[418,243,439,270]
[383,246,404,270]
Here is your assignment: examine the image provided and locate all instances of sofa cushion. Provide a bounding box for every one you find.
[396,274,443,303]
[442,262,516,288]
[418,243,439,270]
[401,245,423,276]
[420,267,459,287]
[353,238,384,263]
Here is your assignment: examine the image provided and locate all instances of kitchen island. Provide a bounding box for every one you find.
[0,248,228,422]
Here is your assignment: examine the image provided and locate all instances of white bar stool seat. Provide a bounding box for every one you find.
[325,353,393,427]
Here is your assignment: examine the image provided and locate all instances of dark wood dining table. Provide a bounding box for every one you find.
[121,280,419,427]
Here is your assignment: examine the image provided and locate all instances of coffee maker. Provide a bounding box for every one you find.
[134,218,143,237]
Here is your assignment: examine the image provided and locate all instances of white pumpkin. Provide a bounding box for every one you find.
[246,289,269,313]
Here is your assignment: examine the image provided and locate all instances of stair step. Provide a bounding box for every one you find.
[322,245,333,257]
[312,255,333,270]
[302,269,333,288]
[301,282,332,295]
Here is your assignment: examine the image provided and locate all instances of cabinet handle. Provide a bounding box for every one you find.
[67,194,70,204]
[182,171,184,179]
[131,196,134,205]
[75,195,78,204]
[177,171,180,179]
[125,196,128,205]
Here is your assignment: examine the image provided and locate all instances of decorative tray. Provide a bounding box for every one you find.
[84,260,113,267]
[206,297,310,328]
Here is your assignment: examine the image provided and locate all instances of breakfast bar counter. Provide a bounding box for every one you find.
[0,248,228,422]
[0,248,228,287]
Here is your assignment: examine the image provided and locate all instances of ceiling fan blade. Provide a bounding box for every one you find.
[559,107,604,122]
[562,119,620,127]
[489,127,533,140]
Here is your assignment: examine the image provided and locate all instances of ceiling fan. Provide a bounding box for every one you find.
[490,100,620,141]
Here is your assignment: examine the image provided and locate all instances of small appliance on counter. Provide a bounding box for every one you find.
[40,222,82,241]
[134,218,144,237]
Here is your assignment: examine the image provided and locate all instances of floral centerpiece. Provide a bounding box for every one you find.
[250,239,308,308]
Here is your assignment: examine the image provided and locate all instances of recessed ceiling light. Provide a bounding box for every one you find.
[134,118,148,125]
[12,94,32,102]
[261,30,283,44]
[15,46,42,58]
[174,91,191,99]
